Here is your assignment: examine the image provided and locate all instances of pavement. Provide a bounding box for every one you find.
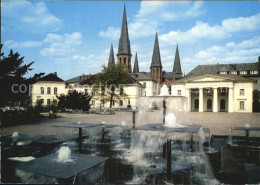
[1,112,260,137]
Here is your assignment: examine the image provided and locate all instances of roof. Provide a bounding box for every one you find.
[126,75,144,86]
[80,75,96,85]
[150,32,162,68]
[171,74,254,84]
[173,44,182,74]
[133,52,139,73]
[108,44,115,67]
[187,62,260,76]
[117,4,131,55]
[66,74,91,83]
[131,72,154,81]
[38,73,64,82]
[162,71,182,79]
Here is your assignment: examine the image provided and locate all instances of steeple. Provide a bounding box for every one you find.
[150,32,162,67]
[117,3,132,73]
[173,44,182,74]
[118,3,131,55]
[108,43,115,67]
[133,52,139,73]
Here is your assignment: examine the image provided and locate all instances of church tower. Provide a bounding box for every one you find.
[150,32,162,88]
[108,43,115,67]
[173,44,183,77]
[117,4,132,73]
[133,52,139,73]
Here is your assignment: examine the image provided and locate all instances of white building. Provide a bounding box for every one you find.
[171,74,254,113]
[31,72,65,106]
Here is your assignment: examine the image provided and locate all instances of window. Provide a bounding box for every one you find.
[240,101,245,110]
[240,89,245,95]
[54,87,57,94]
[250,71,258,75]
[178,90,181,96]
[40,87,44,94]
[47,87,51,94]
[112,100,115,106]
[101,87,105,95]
[145,91,146,96]
[92,100,95,106]
[119,100,123,106]
[124,57,126,64]
[40,99,44,104]
[240,71,247,75]
[220,71,227,74]
[120,87,124,95]
[85,89,89,95]
[101,100,105,104]
[143,82,146,88]
[47,99,51,105]
[230,71,237,75]
[128,99,130,105]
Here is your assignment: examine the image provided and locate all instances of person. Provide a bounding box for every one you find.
[49,110,55,119]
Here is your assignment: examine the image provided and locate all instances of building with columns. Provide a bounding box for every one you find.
[171,74,254,113]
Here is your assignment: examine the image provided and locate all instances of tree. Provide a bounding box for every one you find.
[94,64,129,108]
[57,90,92,111]
[0,44,44,106]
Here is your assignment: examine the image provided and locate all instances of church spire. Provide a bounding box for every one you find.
[173,44,182,74]
[108,43,115,67]
[150,31,162,67]
[118,3,131,55]
[133,52,139,73]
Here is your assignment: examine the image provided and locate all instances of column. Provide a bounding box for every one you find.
[187,89,191,112]
[199,88,204,112]
[228,87,233,112]
[213,88,218,112]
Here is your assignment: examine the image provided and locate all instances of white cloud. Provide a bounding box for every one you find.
[2,1,63,33]
[160,13,260,45]
[99,1,205,40]
[99,27,121,40]
[222,13,260,32]
[40,32,82,56]
[5,40,42,48]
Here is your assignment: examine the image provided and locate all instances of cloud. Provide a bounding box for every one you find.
[2,1,63,33]
[5,40,42,48]
[160,13,260,45]
[40,32,82,56]
[99,1,205,40]
[222,13,260,32]
[182,36,260,73]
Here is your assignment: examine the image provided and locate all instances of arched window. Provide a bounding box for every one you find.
[156,68,159,76]
[207,99,212,111]
[120,57,122,64]
[195,99,199,111]
[124,57,126,64]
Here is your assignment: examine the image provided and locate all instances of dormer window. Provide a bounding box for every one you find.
[220,71,227,74]
[250,71,258,75]
[240,71,247,75]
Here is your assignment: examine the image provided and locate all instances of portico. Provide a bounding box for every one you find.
[171,74,254,113]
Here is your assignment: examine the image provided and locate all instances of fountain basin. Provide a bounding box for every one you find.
[135,124,201,133]
[16,154,108,180]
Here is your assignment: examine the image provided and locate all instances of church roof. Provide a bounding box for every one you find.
[131,72,154,81]
[38,73,64,82]
[150,32,162,68]
[173,44,182,74]
[118,4,131,55]
[133,52,139,73]
[108,44,115,66]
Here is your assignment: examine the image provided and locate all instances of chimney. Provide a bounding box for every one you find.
[54,72,57,76]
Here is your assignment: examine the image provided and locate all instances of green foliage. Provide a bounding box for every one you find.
[94,64,129,108]
[0,44,44,106]
[57,90,92,111]
[34,99,44,114]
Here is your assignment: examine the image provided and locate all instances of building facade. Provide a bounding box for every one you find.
[171,74,254,113]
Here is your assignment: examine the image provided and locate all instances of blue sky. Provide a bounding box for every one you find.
[1,1,260,80]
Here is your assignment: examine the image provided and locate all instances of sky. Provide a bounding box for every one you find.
[1,1,260,80]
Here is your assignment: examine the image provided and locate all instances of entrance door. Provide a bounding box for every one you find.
[194,99,199,111]
[207,99,212,112]
[220,99,225,112]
